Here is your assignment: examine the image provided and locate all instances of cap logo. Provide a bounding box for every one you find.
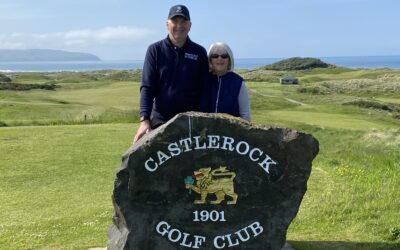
[168,5,190,21]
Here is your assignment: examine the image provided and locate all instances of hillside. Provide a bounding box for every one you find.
[263,57,332,70]
[0,49,101,62]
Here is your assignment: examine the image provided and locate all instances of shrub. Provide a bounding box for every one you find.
[0,73,12,82]
[0,82,58,91]
[343,100,392,112]
[297,86,327,95]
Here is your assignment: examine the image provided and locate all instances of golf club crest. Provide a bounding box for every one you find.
[184,166,238,205]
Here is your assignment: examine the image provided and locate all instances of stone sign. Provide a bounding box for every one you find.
[108,112,319,250]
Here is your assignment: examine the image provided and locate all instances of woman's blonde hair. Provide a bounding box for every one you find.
[207,42,235,71]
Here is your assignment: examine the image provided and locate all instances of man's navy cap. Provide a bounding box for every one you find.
[168,5,190,21]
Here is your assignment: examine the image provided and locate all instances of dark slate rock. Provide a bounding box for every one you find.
[108,112,319,250]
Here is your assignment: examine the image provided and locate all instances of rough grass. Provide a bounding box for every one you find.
[287,127,400,249]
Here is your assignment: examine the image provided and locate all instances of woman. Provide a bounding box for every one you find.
[204,42,251,121]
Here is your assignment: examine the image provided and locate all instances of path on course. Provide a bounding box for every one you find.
[249,89,308,106]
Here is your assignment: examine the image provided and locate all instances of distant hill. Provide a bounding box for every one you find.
[0,49,101,62]
[263,57,332,70]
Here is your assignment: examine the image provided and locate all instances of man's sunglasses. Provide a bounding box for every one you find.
[210,54,229,59]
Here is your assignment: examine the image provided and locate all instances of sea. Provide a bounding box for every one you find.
[1,55,400,72]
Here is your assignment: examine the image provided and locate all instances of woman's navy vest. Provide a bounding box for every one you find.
[208,71,243,117]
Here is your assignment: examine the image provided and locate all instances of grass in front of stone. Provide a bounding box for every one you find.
[0,124,135,249]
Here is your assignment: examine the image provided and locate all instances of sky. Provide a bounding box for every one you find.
[1,0,400,60]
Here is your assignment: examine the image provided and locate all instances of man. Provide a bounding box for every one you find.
[134,5,209,142]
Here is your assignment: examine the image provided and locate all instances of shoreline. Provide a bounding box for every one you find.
[1,55,400,72]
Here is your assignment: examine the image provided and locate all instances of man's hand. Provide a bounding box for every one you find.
[133,120,151,143]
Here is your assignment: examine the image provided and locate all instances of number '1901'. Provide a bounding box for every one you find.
[193,210,226,222]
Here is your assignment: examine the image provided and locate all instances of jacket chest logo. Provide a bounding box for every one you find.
[184,53,198,60]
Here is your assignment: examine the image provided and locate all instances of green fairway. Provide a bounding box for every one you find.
[266,110,394,130]
[0,72,140,126]
[0,69,399,249]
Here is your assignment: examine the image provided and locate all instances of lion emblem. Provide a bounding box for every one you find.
[184,166,238,205]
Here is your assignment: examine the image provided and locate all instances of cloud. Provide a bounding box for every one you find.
[0,26,155,49]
